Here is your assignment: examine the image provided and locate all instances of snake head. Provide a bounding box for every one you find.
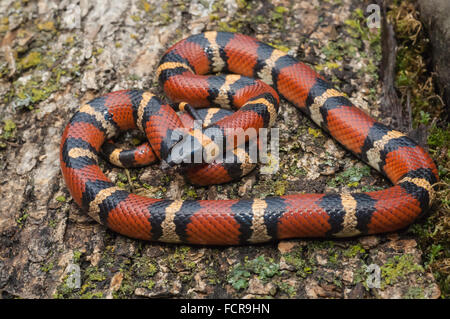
[164,132,202,167]
[164,127,224,167]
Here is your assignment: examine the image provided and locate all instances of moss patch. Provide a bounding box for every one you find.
[227,256,280,291]
[18,51,42,70]
[380,254,424,288]
[327,165,371,188]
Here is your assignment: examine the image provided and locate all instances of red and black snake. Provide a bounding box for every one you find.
[60,31,438,245]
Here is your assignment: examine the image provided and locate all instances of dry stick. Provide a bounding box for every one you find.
[379,0,407,132]
[4,141,21,147]
[125,169,135,193]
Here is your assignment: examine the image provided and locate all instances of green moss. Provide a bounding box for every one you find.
[115,172,130,189]
[162,246,198,283]
[328,165,371,188]
[428,124,450,150]
[270,6,289,31]
[267,43,290,53]
[228,265,251,290]
[139,0,154,13]
[117,173,128,182]
[80,291,104,299]
[344,9,366,38]
[18,51,42,70]
[64,35,75,46]
[37,21,55,31]
[109,249,160,298]
[48,219,57,228]
[360,185,383,192]
[343,244,366,258]
[131,256,158,278]
[54,274,77,298]
[388,1,445,128]
[141,183,166,198]
[0,61,8,80]
[1,119,16,141]
[142,279,155,290]
[213,0,253,33]
[321,39,358,62]
[352,265,369,287]
[227,256,280,291]
[235,0,249,9]
[40,262,54,273]
[425,244,443,267]
[100,245,116,267]
[311,240,336,250]
[92,47,104,56]
[182,186,198,199]
[381,254,424,288]
[113,270,134,298]
[205,267,222,285]
[86,267,107,282]
[408,217,439,241]
[318,8,380,89]
[328,251,339,265]
[277,281,296,297]
[55,195,66,202]
[114,282,133,298]
[16,212,28,228]
[181,273,195,282]
[0,17,9,33]
[404,286,425,299]
[308,127,323,138]
[283,247,316,278]
[9,49,80,110]
[130,15,140,22]
[217,21,238,33]
[55,248,115,298]
[247,256,280,280]
[274,180,287,196]
[72,251,82,264]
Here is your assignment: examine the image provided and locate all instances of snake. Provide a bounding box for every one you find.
[60,31,438,245]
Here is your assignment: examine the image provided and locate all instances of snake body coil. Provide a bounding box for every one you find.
[60,32,438,244]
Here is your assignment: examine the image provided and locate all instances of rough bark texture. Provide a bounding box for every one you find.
[418,0,450,109]
[0,0,442,299]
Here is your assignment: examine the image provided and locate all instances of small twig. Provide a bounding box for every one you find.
[125,169,135,192]
[3,140,21,147]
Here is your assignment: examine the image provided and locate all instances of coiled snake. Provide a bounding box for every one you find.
[60,32,438,244]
